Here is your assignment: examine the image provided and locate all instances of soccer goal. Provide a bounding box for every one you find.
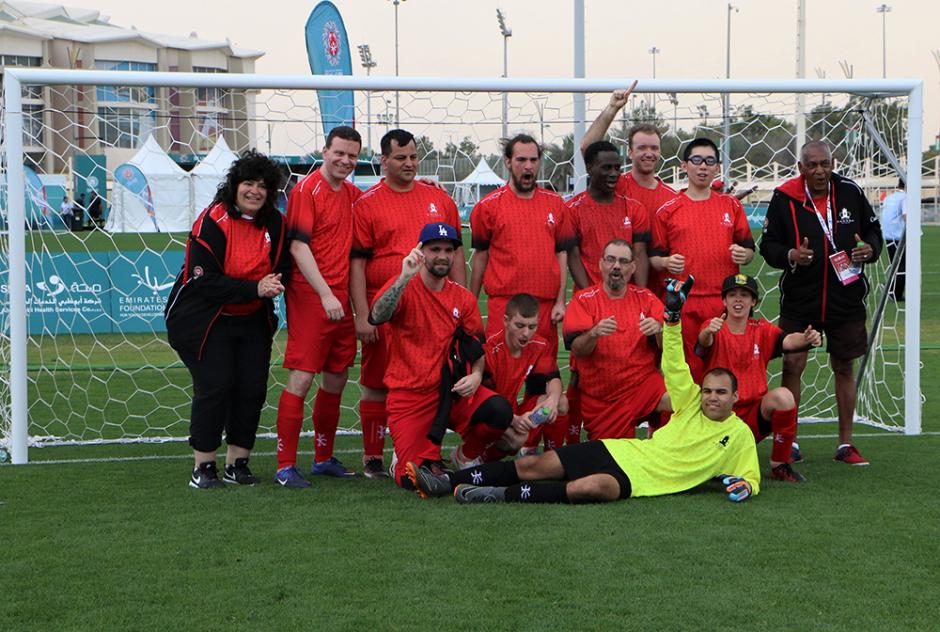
[0,69,925,463]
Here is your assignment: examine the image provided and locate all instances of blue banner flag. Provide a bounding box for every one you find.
[304,1,355,138]
[113,163,160,232]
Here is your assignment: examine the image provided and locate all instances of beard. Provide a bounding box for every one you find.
[426,260,452,278]
[605,274,625,292]
[510,171,536,193]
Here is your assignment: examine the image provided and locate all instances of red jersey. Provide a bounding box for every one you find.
[352,180,460,298]
[484,330,559,404]
[650,192,754,299]
[285,169,361,297]
[616,172,678,216]
[700,318,784,407]
[470,185,571,300]
[203,204,272,316]
[566,190,650,287]
[376,276,483,394]
[563,284,664,401]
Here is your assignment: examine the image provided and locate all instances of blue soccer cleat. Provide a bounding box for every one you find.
[275,466,311,489]
[311,456,356,478]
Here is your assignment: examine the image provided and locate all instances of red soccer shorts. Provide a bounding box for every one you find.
[734,399,771,443]
[359,331,390,390]
[283,288,356,374]
[485,295,559,359]
[580,373,666,440]
[386,385,499,485]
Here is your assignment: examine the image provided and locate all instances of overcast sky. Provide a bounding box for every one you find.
[87,0,939,146]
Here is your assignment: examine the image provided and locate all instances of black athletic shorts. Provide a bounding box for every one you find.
[778,316,867,361]
[555,440,632,499]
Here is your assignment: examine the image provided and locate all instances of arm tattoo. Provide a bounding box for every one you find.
[370,277,408,324]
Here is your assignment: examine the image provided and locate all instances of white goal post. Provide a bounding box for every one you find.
[1,69,924,464]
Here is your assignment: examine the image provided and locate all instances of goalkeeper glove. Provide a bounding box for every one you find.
[721,475,752,503]
[663,276,695,323]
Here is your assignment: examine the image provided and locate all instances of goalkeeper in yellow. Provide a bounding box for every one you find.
[406,276,761,504]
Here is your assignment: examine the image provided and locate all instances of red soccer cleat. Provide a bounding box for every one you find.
[833,444,869,466]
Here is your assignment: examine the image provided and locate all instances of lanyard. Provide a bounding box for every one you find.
[804,182,837,249]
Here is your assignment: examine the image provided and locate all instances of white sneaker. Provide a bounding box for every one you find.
[450,444,483,470]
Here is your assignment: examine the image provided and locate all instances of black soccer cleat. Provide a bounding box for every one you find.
[454,484,506,504]
[190,461,225,489]
[223,458,260,486]
[405,461,452,499]
[771,462,806,483]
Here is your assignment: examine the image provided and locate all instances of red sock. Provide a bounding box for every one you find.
[481,444,513,462]
[566,394,582,445]
[770,407,798,463]
[461,422,507,459]
[523,424,543,450]
[543,415,568,451]
[276,390,305,470]
[360,400,387,460]
[313,389,342,463]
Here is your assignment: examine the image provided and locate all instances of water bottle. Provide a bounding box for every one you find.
[529,406,552,426]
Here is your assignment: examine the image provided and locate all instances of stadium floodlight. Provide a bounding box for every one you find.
[496,8,512,140]
[876,4,891,78]
[0,69,925,464]
[648,46,661,110]
[358,44,378,154]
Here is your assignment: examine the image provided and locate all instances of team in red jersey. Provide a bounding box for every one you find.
[698,274,822,482]
[350,129,466,477]
[273,126,364,487]
[369,223,512,487]
[649,138,755,377]
[563,240,671,440]
[470,134,571,358]
[482,294,567,457]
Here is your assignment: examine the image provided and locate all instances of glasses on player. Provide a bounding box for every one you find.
[686,155,718,166]
[602,255,633,266]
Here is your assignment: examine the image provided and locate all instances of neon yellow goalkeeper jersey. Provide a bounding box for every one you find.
[602,322,761,498]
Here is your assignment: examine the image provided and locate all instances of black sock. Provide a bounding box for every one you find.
[451,460,520,486]
[505,481,570,503]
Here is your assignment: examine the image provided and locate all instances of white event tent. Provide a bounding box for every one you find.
[454,159,504,208]
[191,136,239,216]
[105,135,191,233]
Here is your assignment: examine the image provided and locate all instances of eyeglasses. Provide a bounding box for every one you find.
[686,155,718,166]
[602,255,633,265]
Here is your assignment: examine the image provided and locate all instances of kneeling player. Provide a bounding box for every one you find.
[697,274,821,482]
[482,293,568,459]
[369,223,513,487]
[406,277,761,504]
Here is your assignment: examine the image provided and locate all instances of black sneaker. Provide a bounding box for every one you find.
[190,461,225,489]
[771,462,807,483]
[405,461,453,499]
[454,484,506,504]
[223,458,259,486]
[362,457,389,479]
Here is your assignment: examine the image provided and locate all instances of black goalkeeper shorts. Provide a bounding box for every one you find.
[555,440,632,499]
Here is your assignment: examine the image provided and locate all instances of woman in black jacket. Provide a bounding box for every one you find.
[166,150,290,488]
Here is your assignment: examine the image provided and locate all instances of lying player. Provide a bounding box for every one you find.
[406,276,761,505]
[697,274,821,482]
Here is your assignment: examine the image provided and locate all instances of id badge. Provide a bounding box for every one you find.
[829,250,860,285]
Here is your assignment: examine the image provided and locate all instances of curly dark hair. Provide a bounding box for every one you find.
[212,149,285,227]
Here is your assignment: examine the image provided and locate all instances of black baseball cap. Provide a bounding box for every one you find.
[721,274,759,300]
[418,222,462,247]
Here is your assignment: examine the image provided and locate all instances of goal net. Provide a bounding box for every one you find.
[0,70,925,462]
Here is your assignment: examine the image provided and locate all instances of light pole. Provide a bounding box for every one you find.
[723,3,739,185]
[388,0,406,125]
[357,44,377,155]
[496,9,512,140]
[876,4,891,78]
[648,46,660,110]
[668,92,679,134]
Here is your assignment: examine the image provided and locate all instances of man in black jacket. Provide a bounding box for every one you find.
[759,140,883,466]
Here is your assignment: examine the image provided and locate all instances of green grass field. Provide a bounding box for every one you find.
[1,227,939,630]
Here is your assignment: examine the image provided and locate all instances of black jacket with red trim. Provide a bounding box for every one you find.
[164,203,291,359]
[759,172,883,323]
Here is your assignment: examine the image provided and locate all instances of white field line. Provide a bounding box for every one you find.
[11,432,940,466]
